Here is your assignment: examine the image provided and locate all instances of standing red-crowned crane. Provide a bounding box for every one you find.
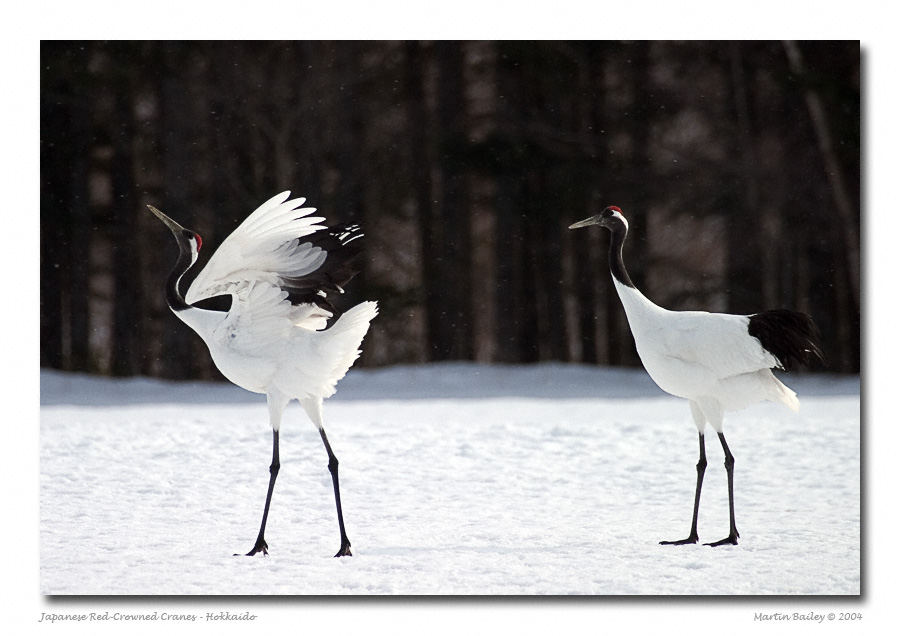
[570,206,825,546]
[149,191,377,557]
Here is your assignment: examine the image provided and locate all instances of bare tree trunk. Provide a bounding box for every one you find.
[783,41,860,310]
[403,41,442,361]
[40,42,93,371]
[571,44,610,364]
[536,172,568,361]
[726,41,770,313]
[40,89,66,369]
[66,80,93,372]
[717,44,763,317]
[494,172,528,362]
[158,44,200,379]
[432,41,473,360]
[110,80,141,376]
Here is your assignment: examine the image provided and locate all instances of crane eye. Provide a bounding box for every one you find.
[182,229,202,250]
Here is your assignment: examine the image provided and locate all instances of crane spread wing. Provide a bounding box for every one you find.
[186,192,327,304]
[186,191,365,338]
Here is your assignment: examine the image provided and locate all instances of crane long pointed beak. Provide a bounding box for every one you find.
[568,214,602,229]
[147,204,186,234]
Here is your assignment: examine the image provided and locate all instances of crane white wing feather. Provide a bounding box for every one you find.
[231,191,325,242]
[617,285,778,379]
[211,282,334,358]
[211,283,293,357]
[654,310,779,377]
[186,191,328,303]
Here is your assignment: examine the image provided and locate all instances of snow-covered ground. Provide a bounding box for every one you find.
[40,363,859,596]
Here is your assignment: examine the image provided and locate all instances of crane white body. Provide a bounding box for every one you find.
[614,281,798,421]
[177,284,376,414]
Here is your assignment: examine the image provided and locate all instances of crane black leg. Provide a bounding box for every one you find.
[241,429,280,556]
[320,428,352,557]
[661,432,707,545]
[705,431,740,547]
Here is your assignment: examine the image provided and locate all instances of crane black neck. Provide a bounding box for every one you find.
[166,242,195,312]
[607,221,636,289]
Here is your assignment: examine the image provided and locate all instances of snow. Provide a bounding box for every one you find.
[40,363,859,597]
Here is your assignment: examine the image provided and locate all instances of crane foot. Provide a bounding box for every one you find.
[660,531,699,545]
[704,533,739,547]
[239,537,269,556]
[334,541,352,557]
[659,538,698,546]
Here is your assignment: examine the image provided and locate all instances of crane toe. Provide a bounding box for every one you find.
[659,536,699,546]
[704,532,739,547]
[334,541,352,558]
[242,538,269,556]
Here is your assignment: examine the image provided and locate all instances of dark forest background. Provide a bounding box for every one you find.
[40,41,860,380]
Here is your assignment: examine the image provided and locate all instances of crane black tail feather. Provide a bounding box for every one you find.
[748,309,827,371]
